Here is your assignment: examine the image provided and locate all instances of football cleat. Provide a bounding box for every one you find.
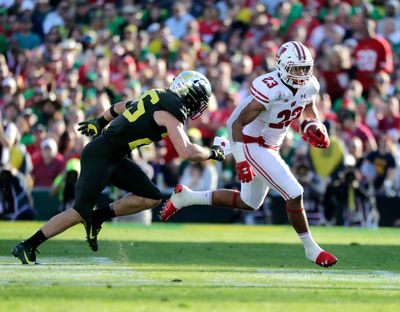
[315,251,337,268]
[84,220,102,252]
[159,184,188,222]
[12,242,38,265]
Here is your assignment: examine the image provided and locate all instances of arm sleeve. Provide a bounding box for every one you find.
[249,77,271,109]
[379,37,394,73]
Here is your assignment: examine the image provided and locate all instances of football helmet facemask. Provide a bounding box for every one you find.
[276,41,313,89]
[169,71,212,120]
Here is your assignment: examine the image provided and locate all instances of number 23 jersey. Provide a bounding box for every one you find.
[230,70,320,148]
[103,88,187,152]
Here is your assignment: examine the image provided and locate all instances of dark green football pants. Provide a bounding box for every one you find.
[73,136,162,220]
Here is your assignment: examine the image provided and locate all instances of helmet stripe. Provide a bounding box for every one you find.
[291,41,302,60]
[292,41,303,60]
[298,42,306,60]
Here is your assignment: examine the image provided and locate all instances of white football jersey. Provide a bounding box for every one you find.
[227,70,320,147]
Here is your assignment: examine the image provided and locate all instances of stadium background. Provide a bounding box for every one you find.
[0,0,399,227]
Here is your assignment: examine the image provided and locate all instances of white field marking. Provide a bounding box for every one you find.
[0,256,114,265]
[256,269,400,281]
[0,255,160,287]
[1,256,399,289]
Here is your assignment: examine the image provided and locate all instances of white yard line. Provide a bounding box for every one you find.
[1,256,399,289]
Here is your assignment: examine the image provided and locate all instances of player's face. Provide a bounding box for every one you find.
[289,66,311,77]
[286,65,312,87]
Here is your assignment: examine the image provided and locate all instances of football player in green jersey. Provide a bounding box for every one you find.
[12,71,225,264]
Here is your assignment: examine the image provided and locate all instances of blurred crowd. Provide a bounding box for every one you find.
[0,0,399,226]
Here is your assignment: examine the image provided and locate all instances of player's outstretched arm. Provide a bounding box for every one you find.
[77,101,129,138]
[154,110,224,162]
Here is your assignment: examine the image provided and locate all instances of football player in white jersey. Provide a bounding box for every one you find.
[160,41,337,267]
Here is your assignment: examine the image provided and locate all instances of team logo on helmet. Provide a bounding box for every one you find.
[276,47,287,58]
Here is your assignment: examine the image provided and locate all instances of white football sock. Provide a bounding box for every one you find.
[173,188,212,209]
[298,232,323,262]
[188,190,212,206]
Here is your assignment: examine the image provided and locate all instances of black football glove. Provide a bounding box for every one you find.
[77,116,108,138]
[208,145,225,161]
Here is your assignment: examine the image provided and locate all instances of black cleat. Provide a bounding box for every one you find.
[84,220,102,252]
[12,242,38,265]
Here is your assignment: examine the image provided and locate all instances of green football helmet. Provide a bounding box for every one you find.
[169,71,212,120]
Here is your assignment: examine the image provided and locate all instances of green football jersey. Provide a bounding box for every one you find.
[104,88,187,152]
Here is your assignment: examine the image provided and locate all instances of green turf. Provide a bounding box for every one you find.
[0,222,399,311]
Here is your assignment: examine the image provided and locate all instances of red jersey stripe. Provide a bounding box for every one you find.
[251,89,269,105]
[251,85,269,101]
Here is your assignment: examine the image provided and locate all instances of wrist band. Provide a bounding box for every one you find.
[97,115,109,128]
[110,105,119,118]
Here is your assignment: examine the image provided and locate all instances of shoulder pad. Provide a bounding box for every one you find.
[158,90,187,123]
[250,75,273,108]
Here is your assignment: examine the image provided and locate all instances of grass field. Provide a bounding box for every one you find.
[0,221,399,312]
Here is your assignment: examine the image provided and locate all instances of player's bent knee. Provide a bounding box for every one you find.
[286,183,303,200]
[240,194,261,211]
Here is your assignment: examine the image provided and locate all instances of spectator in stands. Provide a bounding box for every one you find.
[12,16,41,50]
[320,44,351,102]
[165,2,194,40]
[31,138,64,187]
[179,127,218,191]
[340,109,377,153]
[309,13,345,50]
[42,2,68,35]
[324,166,372,226]
[309,120,345,184]
[0,108,18,167]
[180,161,218,191]
[333,80,366,113]
[1,76,17,108]
[51,158,80,212]
[199,6,220,44]
[0,165,34,220]
[353,18,393,95]
[346,137,365,169]
[361,134,397,196]
[377,96,400,133]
